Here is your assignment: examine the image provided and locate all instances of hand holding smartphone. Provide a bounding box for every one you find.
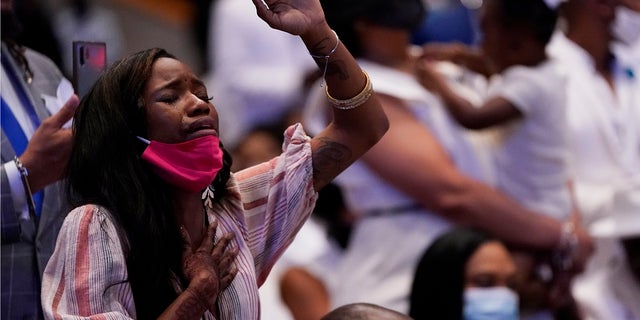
[72,41,107,98]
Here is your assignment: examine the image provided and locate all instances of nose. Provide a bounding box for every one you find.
[186,93,210,117]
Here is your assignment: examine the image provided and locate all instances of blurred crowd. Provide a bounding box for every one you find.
[2,0,639,319]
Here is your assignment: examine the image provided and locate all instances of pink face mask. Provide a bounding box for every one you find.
[138,135,224,192]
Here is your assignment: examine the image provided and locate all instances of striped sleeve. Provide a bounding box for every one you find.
[41,205,136,320]
[234,123,318,286]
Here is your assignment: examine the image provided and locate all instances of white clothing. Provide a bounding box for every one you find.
[572,237,640,320]
[303,59,486,313]
[207,0,317,148]
[258,217,340,320]
[548,32,640,226]
[548,31,640,320]
[486,60,571,220]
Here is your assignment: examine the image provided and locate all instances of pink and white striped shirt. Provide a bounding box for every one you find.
[41,124,318,320]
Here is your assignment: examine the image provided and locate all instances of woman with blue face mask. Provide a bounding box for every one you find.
[409,228,519,320]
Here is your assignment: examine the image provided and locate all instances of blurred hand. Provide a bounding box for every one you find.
[540,222,594,318]
[421,42,471,62]
[181,220,238,312]
[19,94,79,193]
[619,0,640,12]
[421,42,493,77]
[570,224,594,274]
[415,60,446,92]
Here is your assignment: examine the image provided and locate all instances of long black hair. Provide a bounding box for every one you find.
[496,0,558,45]
[66,48,232,319]
[408,228,492,320]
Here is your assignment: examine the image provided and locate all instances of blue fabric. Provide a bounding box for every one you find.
[1,98,28,155]
[1,54,45,217]
[1,54,41,129]
[1,98,44,217]
[412,4,479,46]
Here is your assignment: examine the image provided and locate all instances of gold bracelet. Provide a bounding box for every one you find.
[14,156,36,216]
[325,71,373,110]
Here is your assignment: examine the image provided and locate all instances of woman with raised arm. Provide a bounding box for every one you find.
[40,0,388,319]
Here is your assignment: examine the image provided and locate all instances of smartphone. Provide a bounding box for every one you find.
[72,41,107,98]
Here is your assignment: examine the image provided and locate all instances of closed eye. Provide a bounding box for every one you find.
[158,95,178,104]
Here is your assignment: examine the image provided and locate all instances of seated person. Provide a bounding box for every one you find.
[409,227,518,320]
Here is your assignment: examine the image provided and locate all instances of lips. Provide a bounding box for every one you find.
[187,118,218,139]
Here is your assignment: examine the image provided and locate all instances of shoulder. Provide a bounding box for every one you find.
[65,204,109,223]
[61,205,123,244]
[235,124,313,182]
[501,61,564,90]
[22,46,59,69]
[22,46,65,82]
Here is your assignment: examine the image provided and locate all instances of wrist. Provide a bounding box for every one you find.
[13,156,36,216]
[185,282,215,311]
[189,271,219,300]
[552,221,579,271]
[17,154,40,192]
[301,23,334,55]
[3,161,29,220]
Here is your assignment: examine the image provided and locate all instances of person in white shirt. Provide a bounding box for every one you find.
[548,0,640,318]
[303,0,594,314]
[419,1,577,317]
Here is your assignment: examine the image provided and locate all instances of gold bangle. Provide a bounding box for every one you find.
[325,71,373,110]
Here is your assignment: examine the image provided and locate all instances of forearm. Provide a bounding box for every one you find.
[301,25,363,96]
[1,163,24,242]
[455,182,593,273]
[301,23,387,133]
[2,160,31,221]
[437,178,563,250]
[456,49,493,78]
[302,24,389,189]
[428,76,486,129]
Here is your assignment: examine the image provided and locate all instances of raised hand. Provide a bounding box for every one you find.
[181,219,238,312]
[19,94,79,193]
[251,0,326,36]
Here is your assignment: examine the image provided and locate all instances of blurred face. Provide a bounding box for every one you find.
[465,241,517,289]
[1,0,12,12]
[478,0,510,71]
[232,131,281,171]
[142,57,219,143]
[612,0,640,45]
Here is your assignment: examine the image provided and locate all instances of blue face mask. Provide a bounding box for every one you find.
[463,287,519,320]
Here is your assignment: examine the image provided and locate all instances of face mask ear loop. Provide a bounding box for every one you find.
[135,136,151,158]
[136,136,151,144]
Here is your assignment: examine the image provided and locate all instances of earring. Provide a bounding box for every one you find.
[202,185,215,209]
